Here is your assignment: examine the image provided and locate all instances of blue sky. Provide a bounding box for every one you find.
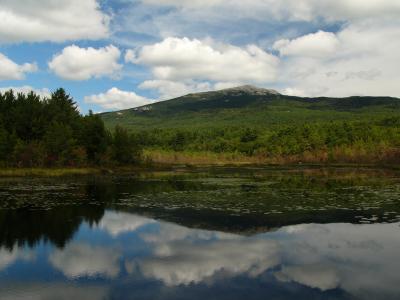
[0,0,399,113]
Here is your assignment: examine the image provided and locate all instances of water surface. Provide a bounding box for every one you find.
[0,167,399,299]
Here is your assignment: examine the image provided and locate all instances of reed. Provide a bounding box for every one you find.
[145,146,400,167]
[0,168,101,177]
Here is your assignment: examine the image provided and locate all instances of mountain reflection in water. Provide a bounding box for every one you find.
[0,168,399,300]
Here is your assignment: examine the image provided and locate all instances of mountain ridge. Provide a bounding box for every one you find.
[100,85,400,130]
[113,85,282,113]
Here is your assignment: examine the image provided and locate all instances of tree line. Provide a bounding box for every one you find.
[132,118,400,163]
[0,89,141,167]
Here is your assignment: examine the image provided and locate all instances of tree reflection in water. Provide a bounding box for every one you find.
[0,168,399,250]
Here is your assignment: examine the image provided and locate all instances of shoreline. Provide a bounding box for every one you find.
[0,162,399,178]
[0,168,103,178]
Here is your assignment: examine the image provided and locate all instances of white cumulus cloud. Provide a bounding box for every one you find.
[49,45,122,81]
[84,87,153,110]
[128,37,279,84]
[0,0,110,43]
[278,18,400,97]
[138,80,246,100]
[273,31,339,58]
[0,53,37,80]
[134,37,278,82]
[139,80,212,100]
[127,37,279,99]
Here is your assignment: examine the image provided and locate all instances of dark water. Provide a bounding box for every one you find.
[0,167,400,300]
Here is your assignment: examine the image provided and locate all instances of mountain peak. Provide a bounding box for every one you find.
[218,85,280,96]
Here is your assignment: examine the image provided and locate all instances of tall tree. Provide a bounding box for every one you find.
[112,125,141,164]
[44,122,75,165]
[80,111,110,163]
[44,88,81,134]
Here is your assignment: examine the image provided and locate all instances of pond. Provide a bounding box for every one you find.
[0,167,399,300]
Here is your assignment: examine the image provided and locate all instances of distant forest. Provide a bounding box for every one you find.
[135,120,400,164]
[0,89,141,167]
[1,89,400,168]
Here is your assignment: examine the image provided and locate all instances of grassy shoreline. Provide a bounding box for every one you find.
[1,162,400,178]
[0,168,103,177]
[144,149,400,168]
[1,149,399,178]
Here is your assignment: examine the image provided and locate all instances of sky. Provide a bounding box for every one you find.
[0,0,399,113]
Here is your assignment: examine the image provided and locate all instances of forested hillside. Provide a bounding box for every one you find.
[101,86,400,164]
[0,89,141,167]
[101,85,400,129]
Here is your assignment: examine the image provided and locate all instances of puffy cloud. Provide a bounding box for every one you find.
[0,53,37,80]
[0,86,50,98]
[127,37,279,99]
[49,243,120,279]
[273,31,339,58]
[49,45,122,81]
[138,80,248,100]
[128,37,279,84]
[0,0,109,43]
[278,19,400,97]
[213,82,244,90]
[98,211,155,236]
[139,80,212,100]
[84,87,153,110]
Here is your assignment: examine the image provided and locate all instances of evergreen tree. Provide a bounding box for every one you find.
[44,88,81,136]
[112,126,140,164]
[0,125,8,162]
[80,111,110,163]
[44,122,75,165]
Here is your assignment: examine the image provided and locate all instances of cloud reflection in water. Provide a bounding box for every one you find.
[49,243,121,279]
[1,210,399,300]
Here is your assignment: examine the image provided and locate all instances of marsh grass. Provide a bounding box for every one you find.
[144,149,263,166]
[2,145,399,178]
[145,146,400,167]
[0,168,101,177]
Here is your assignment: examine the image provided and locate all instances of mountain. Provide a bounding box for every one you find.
[100,85,400,130]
